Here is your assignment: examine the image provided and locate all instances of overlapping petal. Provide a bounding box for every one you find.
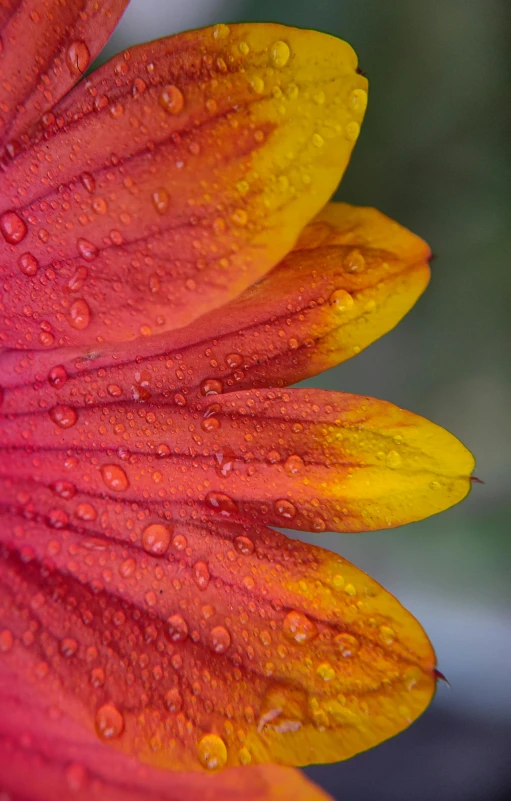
[0,495,435,772]
[0,681,332,801]
[0,0,129,145]
[0,23,367,349]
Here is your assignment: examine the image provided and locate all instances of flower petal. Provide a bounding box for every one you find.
[0,24,367,348]
[0,0,129,146]
[0,493,435,772]
[0,686,331,801]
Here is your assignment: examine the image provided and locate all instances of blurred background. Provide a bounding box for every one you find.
[104,2,511,799]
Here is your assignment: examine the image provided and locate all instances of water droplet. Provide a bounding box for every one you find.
[95,703,124,739]
[80,172,96,193]
[214,446,236,477]
[119,558,136,578]
[380,625,395,644]
[312,133,324,148]
[316,662,335,681]
[152,187,170,214]
[73,502,96,522]
[90,667,105,687]
[282,611,318,644]
[156,443,171,459]
[234,535,254,555]
[68,298,91,330]
[200,378,223,396]
[65,762,88,792]
[197,733,228,770]
[239,41,249,55]
[77,238,99,261]
[330,289,354,311]
[334,632,360,657]
[48,365,68,388]
[165,687,183,711]
[345,121,360,141]
[193,560,211,590]
[100,464,129,492]
[67,41,90,75]
[18,252,38,276]
[60,637,78,657]
[250,75,265,94]
[231,208,248,226]
[274,499,297,520]
[225,352,243,369]
[284,454,304,475]
[206,492,238,517]
[208,625,231,654]
[350,88,368,114]
[0,210,27,244]
[167,614,188,642]
[343,250,365,273]
[49,404,77,429]
[386,450,402,469]
[213,23,230,40]
[50,481,76,499]
[142,523,172,556]
[270,40,290,68]
[159,85,184,114]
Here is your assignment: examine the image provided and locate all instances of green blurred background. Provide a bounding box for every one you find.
[106,2,511,798]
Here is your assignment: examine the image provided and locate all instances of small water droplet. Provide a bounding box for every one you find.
[95,703,124,739]
[167,614,188,642]
[206,492,238,517]
[274,499,297,519]
[198,733,228,770]
[270,40,291,68]
[234,535,254,555]
[48,365,68,388]
[345,121,360,141]
[282,611,318,644]
[386,450,402,469]
[200,378,223,396]
[0,210,27,244]
[152,187,170,214]
[75,503,97,522]
[193,560,211,590]
[312,133,324,148]
[284,454,304,475]
[68,298,91,330]
[100,464,129,492]
[165,687,183,711]
[18,252,38,276]
[67,41,90,75]
[80,172,96,193]
[350,88,368,114]
[142,523,172,556]
[77,238,99,261]
[380,625,395,644]
[329,289,354,311]
[316,662,335,681]
[343,250,366,273]
[213,23,230,40]
[334,632,360,657]
[159,85,184,114]
[49,404,78,429]
[0,629,14,652]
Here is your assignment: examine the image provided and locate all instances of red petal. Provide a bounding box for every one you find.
[0,24,367,348]
[0,498,435,773]
[0,0,129,145]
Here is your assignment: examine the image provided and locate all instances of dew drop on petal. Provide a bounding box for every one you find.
[274,499,297,519]
[282,611,318,644]
[18,252,39,276]
[48,365,68,388]
[49,404,78,429]
[165,687,183,712]
[206,492,238,517]
[95,703,124,740]
[0,211,27,244]
[77,238,99,261]
[68,298,91,330]
[167,614,188,642]
[284,454,304,475]
[0,629,14,652]
[197,733,228,770]
[67,40,90,75]
[200,378,223,396]
[100,464,129,492]
[334,632,360,657]
[343,250,366,273]
[159,85,184,114]
[329,289,354,311]
[193,560,211,590]
[141,523,172,556]
[152,188,170,214]
[270,40,291,68]
[234,536,254,555]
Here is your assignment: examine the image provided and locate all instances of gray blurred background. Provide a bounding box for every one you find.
[104,2,511,799]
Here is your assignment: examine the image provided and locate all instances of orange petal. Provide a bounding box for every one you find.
[1,361,474,532]
[0,492,435,773]
[0,24,367,349]
[0,0,129,146]
[0,687,332,801]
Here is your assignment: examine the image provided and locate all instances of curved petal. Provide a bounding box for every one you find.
[0,687,331,801]
[0,0,129,146]
[0,24,367,349]
[0,495,435,773]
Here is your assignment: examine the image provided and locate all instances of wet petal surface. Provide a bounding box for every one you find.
[0,0,129,145]
[0,24,367,349]
[0,500,435,771]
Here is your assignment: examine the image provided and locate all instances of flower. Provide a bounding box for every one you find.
[0,2,474,799]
